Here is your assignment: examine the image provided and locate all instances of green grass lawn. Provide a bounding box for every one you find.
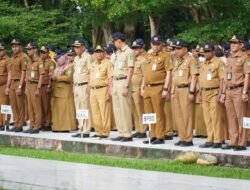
[0,146,249,180]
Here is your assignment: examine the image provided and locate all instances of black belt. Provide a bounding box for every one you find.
[145,83,164,87]
[74,82,88,86]
[115,76,127,80]
[176,84,189,88]
[11,79,20,83]
[91,86,107,90]
[227,84,244,90]
[29,81,38,84]
[201,87,219,91]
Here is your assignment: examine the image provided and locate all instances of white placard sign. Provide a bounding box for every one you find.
[142,113,157,124]
[1,105,12,115]
[243,117,250,129]
[76,109,89,120]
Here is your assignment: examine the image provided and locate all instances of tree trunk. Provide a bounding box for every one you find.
[23,0,29,8]
[149,15,158,37]
[124,23,136,46]
[190,4,201,24]
[102,23,113,46]
[92,24,103,48]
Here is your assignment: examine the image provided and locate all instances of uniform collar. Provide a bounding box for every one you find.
[231,50,244,58]
[0,55,8,60]
[13,51,22,58]
[120,45,128,52]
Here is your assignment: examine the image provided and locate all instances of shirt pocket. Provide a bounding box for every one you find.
[233,60,244,73]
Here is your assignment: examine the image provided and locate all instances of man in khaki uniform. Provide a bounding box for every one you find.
[90,45,113,138]
[71,38,93,138]
[111,32,134,142]
[141,35,173,144]
[199,43,224,148]
[0,41,10,131]
[131,39,147,138]
[221,35,249,151]
[5,39,28,132]
[171,40,199,146]
[24,42,44,134]
[40,46,56,131]
[192,45,207,138]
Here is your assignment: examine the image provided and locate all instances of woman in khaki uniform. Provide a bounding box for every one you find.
[51,53,76,132]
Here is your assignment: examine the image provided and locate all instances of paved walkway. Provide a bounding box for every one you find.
[0,128,250,156]
[0,155,249,190]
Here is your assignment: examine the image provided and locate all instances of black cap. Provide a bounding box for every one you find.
[112,32,125,41]
[172,39,188,48]
[203,43,215,51]
[55,49,65,60]
[243,43,250,51]
[67,49,76,56]
[132,38,144,48]
[40,46,49,53]
[94,45,104,52]
[11,38,21,45]
[105,44,116,53]
[0,41,6,50]
[229,35,244,43]
[25,42,37,49]
[72,38,85,47]
[151,35,162,44]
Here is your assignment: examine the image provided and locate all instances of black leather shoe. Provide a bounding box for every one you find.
[29,129,40,134]
[8,127,17,132]
[234,146,247,151]
[0,126,5,131]
[174,141,184,146]
[72,133,81,138]
[111,136,124,141]
[81,134,90,138]
[221,144,234,150]
[199,142,213,148]
[247,141,250,147]
[151,138,165,144]
[132,132,140,138]
[164,135,173,140]
[91,134,101,138]
[138,133,147,138]
[14,128,23,132]
[24,128,33,133]
[181,141,193,147]
[41,126,52,131]
[212,143,222,149]
[143,137,157,144]
[121,137,133,142]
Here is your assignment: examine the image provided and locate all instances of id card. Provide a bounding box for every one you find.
[118,62,123,70]
[31,71,35,79]
[179,70,183,77]
[77,67,81,74]
[96,72,100,78]
[207,73,212,80]
[152,64,157,71]
[227,72,232,80]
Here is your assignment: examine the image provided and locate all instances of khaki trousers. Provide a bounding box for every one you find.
[201,89,223,143]
[112,79,132,137]
[164,101,173,136]
[26,83,42,129]
[144,85,165,139]
[9,81,25,128]
[74,85,91,134]
[131,89,146,133]
[90,87,111,136]
[173,88,194,142]
[225,88,247,146]
[41,85,52,126]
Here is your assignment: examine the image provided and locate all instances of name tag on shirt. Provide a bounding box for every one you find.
[96,72,100,78]
[152,64,157,71]
[77,68,81,74]
[31,71,35,79]
[207,73,212,80]
[178,70,183,77]
[227,72,232,80]
[118,62,123,70]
